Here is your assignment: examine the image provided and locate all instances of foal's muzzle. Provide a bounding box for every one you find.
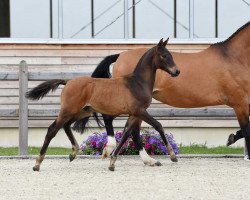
[170,67,180,77]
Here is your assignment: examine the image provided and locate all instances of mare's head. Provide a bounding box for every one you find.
[153,38,180,77]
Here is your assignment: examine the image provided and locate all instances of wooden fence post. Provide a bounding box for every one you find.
[19,60,28,156]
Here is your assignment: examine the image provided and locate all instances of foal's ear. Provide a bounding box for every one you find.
[157,38,164,47]
[163,38,169,47]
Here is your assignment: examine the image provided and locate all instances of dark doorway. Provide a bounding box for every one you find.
[0,0,10,37]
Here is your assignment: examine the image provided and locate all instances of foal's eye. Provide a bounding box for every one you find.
[161,55,167,60]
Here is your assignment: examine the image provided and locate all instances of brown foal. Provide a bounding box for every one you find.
[26,38,180,171]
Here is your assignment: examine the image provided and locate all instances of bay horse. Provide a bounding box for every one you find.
[26,39,180,171]
[74,21,250,162]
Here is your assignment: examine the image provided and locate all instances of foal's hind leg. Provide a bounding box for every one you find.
[33,119,63,171]
[66,110,92,161]
[64,121,80,162]
[140,111,177,162]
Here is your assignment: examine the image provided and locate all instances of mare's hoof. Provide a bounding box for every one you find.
[69,154,75,162]
[170,156,178,162]
[33,165,40,172]
[244,155,250,161]
[108,166,115,171]
[227,134,235,146]
[154,161,162,166]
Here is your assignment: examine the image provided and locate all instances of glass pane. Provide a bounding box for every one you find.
[62,0,91,39]
[218,0,250,38]
[94,0,124,39]
[133,0,174,39]
[10,0,50,38]
[194,0,215,38]
[176,0,189,38]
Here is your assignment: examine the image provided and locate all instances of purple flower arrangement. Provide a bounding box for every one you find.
[80,129,179,156]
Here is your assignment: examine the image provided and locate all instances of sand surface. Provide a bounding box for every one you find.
[0,157,250,200]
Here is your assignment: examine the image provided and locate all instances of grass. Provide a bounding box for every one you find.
[0,147,71,156]
[179,144,244,154]
[0,145,244,156]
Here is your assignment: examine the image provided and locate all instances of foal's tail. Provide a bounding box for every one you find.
[26,79,67,100]
[72,54,120,133]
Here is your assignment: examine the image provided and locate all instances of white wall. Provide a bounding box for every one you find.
[0,127,245,148]
[8,0,250,39]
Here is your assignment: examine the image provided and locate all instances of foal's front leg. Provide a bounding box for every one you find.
[140,111,178,162]
[109,116,138,171]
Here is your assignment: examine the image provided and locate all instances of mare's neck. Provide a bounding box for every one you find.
[132,48,157,91]
[214,23,250,60]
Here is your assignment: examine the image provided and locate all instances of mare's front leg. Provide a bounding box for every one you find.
[227,103,250,160]
[227,104,250,146]
[140,111,178,162]
[102,114,117,159]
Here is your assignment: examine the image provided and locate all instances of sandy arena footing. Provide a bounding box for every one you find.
[0,157,249,200]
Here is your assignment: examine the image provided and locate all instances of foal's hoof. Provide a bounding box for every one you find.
[33,165,40,172]
[170,156,178,162]
[69,154,75,162]
[227,134,235,146]
[154,161,162,166]
[108,166,115,171]
[102,148,109,159]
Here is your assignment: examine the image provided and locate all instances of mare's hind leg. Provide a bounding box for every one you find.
[130,120,162,166]
[140,111,177,162]
[102,114,117,159]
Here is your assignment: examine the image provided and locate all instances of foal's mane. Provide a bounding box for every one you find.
[212,21,250,47]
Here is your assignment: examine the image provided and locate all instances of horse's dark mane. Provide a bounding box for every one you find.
[212,21,250,47]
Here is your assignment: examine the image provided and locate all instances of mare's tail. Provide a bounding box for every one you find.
[72,54,120,133]
[26,79,67,100]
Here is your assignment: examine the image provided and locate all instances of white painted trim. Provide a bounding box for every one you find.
[0,38,225,45]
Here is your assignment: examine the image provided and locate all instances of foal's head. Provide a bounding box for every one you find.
[153,38,180,77]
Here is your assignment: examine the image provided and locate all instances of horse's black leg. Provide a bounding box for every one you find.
[63,121,79,162]
[102,114,117,158]
[227,130,244,146]
[230,104,250,160]
[140,111,177,162]
[33,120,62,171]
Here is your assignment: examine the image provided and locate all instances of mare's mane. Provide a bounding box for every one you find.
[212,21,250,47]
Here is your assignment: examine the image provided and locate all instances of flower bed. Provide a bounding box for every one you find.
[80,129,179,156]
